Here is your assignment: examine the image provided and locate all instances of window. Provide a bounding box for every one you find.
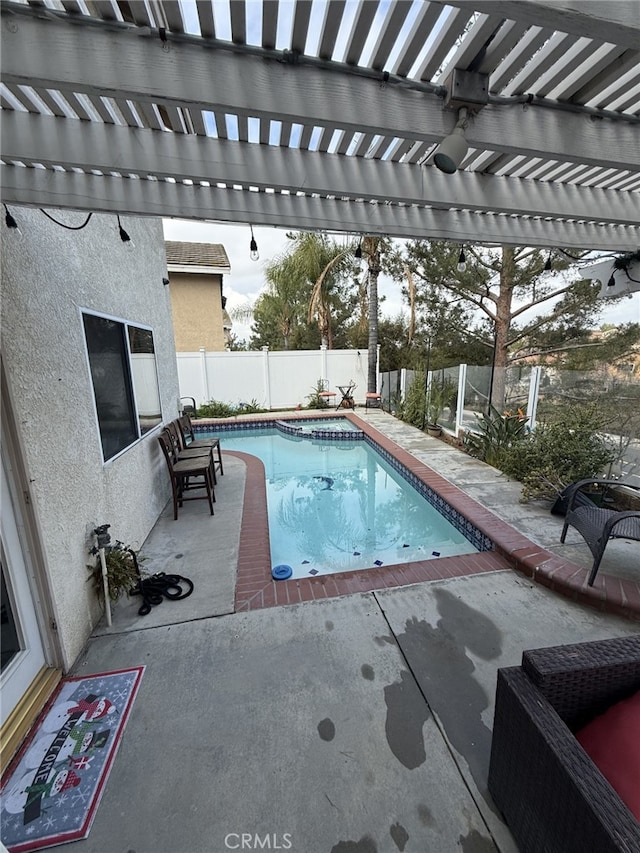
[82,311,162,461]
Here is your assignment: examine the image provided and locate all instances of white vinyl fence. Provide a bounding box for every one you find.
[176,345,377,409]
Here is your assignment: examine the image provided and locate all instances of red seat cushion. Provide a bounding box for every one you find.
[576,689,640,820]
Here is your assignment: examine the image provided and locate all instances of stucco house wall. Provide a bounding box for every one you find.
[1,208,178,669]
[169,272,226,351]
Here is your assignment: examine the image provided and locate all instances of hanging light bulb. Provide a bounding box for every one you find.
[249,225,259,261]
[4,204,21,235]
[355,239,363,260]
[544,252,552,271]
[117,214,133,247]
[457,246,466,272]
[607,273,616,288]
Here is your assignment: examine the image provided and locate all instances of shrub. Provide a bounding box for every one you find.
[236,399,263,414]
[463,405,529,468]
[195,399,267,418]
[500,402,618,502]
[426,376,456,427]
[196,400,236,418]
[402,371,426,428]
[306,379,330,409]
[87,539,144,602]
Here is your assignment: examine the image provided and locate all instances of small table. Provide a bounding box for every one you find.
[336,383,356,409]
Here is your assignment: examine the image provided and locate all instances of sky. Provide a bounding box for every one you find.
[162,218,407,342]
[162,218,640,345]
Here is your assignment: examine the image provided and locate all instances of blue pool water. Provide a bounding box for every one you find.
[205,426,481,579]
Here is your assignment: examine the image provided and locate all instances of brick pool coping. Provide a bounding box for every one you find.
[202,411,640,619]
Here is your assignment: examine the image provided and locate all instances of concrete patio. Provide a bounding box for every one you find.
[78,410,638,853]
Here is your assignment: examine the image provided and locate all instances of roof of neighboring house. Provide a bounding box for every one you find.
[165,241,231,274]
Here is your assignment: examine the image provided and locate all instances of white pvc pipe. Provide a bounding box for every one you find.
[98,546,112,627]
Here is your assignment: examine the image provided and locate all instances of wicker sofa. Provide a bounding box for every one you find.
[488,636,640,853]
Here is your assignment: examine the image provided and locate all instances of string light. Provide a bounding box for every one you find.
[4,206,136,247]
[117,214,133,246]
[544,252,552,271]
[457,246,466,272]
[4,204,21,235]
[249,225,259,261]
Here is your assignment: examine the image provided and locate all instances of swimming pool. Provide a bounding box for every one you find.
[200,421,491,579]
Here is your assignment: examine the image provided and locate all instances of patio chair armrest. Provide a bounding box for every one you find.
[521,636,640,721]
[565,479,640,512]
[602,511,640,541]
[489,658,640,853]
[489,638,640,853]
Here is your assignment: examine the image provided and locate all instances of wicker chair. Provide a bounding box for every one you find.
[488,636,640,853]
[559,478,640,585]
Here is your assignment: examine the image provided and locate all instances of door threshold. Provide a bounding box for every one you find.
[0,666,61,776]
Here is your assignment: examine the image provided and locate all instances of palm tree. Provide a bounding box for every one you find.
[361,236,382,393]
[291,232,351,348]
[308,247,351,347]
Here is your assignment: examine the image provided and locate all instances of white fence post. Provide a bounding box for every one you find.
[527,366,542,430]
[262,346,272,409]
[400,368,407,399]
[456,364,467,435]
[320,344,328,386]
[199,347,209,403]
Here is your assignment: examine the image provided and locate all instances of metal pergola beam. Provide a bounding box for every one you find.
[3,112,636,227]
[445,0,640,49]
[2,10,638,171]
[4,164,638,251]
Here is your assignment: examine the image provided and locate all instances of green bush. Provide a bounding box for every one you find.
[500,403,618,502]
[463,405,529,468]
[196,400,236,418]
[306,379,330,409]
[426,376,456,427]
[87,540,144,602]
[237,399,263,414]
[195,399,267,418]
[402,371,426,428]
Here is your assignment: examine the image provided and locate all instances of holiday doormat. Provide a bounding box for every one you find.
[1,667,144,852]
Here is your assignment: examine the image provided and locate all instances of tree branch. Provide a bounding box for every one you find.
[509,283,577,319]
[510,340,606,362]
[506,301,593,345]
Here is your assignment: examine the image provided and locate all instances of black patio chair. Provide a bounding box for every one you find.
[559,478,640,585]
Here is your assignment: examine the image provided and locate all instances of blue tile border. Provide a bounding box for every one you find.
[194,417,363,441]
[309,428,364,441]
[193,418,494,553]
[362,434,494,552]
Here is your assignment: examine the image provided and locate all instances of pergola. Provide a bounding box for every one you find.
[1,0,639,252]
